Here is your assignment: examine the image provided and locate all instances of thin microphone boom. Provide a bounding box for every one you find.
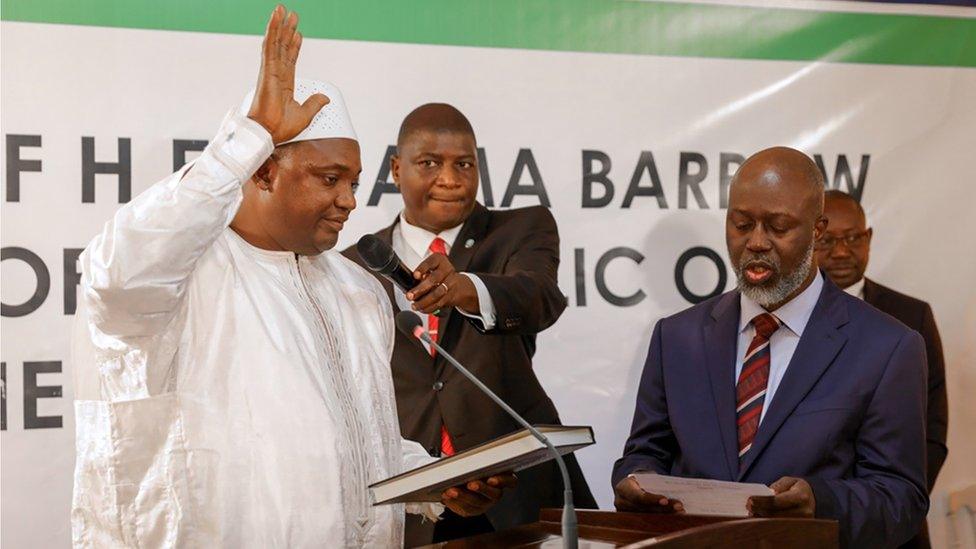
[395,311,578,549]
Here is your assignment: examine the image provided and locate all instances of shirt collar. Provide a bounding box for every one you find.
[398,212,464,258]
[739,270,824,337]
[843,277,865,300]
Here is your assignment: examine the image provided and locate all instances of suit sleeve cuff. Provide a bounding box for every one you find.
[806,477,840,520]
[457,273,496,330]
[611,460,659,488]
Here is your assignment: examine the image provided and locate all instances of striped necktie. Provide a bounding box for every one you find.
[426,237,455,456]
[736,312,781,462]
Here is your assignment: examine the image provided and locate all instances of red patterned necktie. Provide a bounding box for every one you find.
[736,312,781,462]
[426,237,455,456]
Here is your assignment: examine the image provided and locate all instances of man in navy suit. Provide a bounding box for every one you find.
[612,147,928,548]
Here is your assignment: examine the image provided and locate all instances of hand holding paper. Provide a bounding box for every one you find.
[614,475,685,514]
[626,473,774,517]
[747,476,817,518]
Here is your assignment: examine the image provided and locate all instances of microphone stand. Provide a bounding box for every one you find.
[415,329,578,549]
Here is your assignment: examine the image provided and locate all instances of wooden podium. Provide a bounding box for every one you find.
[421,509,838,548]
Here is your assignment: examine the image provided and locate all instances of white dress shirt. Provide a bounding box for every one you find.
[391,213,496,336]
[843,277,866,300]
[735,271,824,424]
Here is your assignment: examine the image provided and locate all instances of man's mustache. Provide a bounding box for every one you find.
[739,254,779,272]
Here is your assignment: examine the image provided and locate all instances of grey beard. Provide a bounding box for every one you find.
[736,241,814,308]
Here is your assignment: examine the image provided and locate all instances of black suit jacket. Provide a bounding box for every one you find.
[863,278,948,492]
[342,204,596,535]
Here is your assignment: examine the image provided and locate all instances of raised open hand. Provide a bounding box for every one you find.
[247,5,329,144]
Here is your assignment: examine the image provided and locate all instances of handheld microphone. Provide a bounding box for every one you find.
[358,234,478,323]
[395,311,578,549]
[357,234,417,293]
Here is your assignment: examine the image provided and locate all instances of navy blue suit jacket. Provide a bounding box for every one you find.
[612,277,929,548]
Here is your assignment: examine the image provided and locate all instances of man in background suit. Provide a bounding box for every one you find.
[612,147,929,548]
[817,189,948,548]
[343,103,595,546]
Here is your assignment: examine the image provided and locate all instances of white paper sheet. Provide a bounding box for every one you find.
[630,473,774,517]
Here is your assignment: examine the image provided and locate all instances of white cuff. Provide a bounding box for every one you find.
[405,501,446,522]
[205,110,274,182]
[457,273,496,330]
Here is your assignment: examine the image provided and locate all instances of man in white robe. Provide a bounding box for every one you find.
[71,6,512,547]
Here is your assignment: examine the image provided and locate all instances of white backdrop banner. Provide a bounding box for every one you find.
[2,1,975,546]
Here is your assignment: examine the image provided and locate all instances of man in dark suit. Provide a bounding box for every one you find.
[817,189,948,548]
[612,147,929,548]
[343,103,595,545]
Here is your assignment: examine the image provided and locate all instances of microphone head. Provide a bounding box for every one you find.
[395,311,425,340]
[357,234,396,274]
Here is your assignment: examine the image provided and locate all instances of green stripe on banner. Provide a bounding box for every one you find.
[2,0,975,68]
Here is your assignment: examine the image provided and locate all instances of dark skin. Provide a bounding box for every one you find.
[613,476,685,514]
[391,106,482,315]
[230,6,514,517]
[231,139,361,256]
[726,147,828,312]
[816,193,872,289]
[614,147,825,518]
[748,477,817,518]
[442,475,518,517]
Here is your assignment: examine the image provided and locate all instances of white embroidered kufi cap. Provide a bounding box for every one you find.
[240,78,357,144]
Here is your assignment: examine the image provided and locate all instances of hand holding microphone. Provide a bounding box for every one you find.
[356,235,479,316]
[404,254,479,315]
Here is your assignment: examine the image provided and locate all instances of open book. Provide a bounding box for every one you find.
[370,425,595,505]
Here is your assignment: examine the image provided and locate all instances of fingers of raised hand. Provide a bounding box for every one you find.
[278,10,296,51]
[287,30,302,64]
[263,7,298,70]
[298,92,329,125]
[279,11,298,60]
[262,5,284,59]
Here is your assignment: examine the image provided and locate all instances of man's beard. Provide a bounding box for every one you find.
[735,241,814,308]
